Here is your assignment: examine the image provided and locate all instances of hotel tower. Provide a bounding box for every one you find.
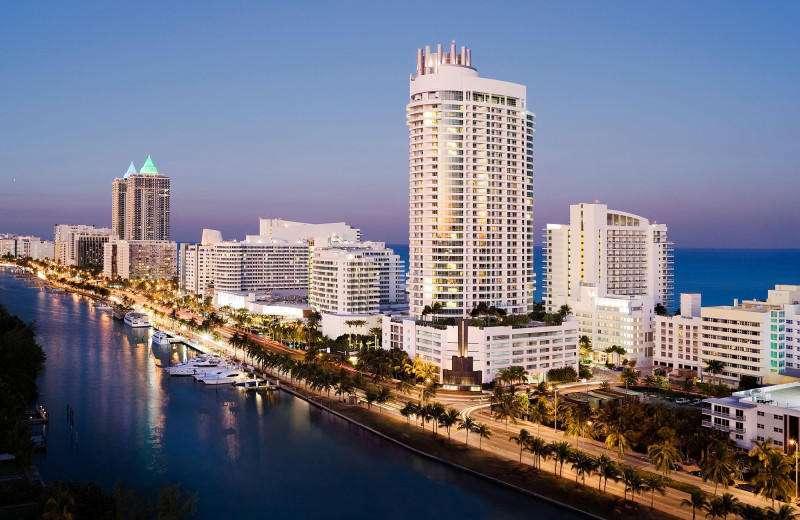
[111,156,171,241]
[407,43,535,319]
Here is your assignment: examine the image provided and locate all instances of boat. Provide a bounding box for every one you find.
[234,379,268,389]
[166,357,225,376]
[93,300,113,310]
[200,370,245,385]
[151,329,171,345]
[124,312,151,328]
[193,364,241,381]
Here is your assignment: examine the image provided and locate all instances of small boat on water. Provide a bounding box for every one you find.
[166,356,225,376]
[93,301,113,310]
[233,379,267,388]
[124,312,150,328]
[152,329,171,345]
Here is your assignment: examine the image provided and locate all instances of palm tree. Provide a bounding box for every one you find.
[605,423,632,459]
[525,436,549,471]
[643,474,667,509]
[621,466,646,503]
[620,367,639,389]
[579,335,593,362]
[438,408,460,439]
[527,395,551,435]
[769,505,800,520]
[681,489,708,520]
[595,454,619,493]
[558,304,571,319]
[715,492,739,520]
[368,326,382,348]
[474,423,492,449]
[569,450,597,486]
[704,359,725,386]
[549,441,572,476]
[704,496,727,520]
[400,401,418,424]
[700,441,736,495]
[509,428,532,464]
[421,381,437,403]
[306,311,322,346]
[648,438,682,475]
[562,405,594,448]
[42,490,76,520]
[493,391,522,431]
[458,417,476,446]
[750,450,793,507]
[375,387,395,414]
[735,504,768,520]
[395,375,414,397]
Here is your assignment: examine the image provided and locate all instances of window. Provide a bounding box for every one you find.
[757,436,765,442]
[758,424,765,429]
[774,414,784,420]
[735,434,744,440]
[775,427,784,433]
[758,411,765,417]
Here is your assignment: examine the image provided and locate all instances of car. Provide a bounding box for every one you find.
[641,456,651,462]
[689,470,701,477]
[672,463,684,472]
[675,398,691,404]
[735,483,756,493]
[614,366,625,371]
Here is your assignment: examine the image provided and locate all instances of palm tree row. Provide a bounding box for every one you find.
[681,489,800,520]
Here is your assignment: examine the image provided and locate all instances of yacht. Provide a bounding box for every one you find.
[124,312,151,328]
[193,363,240,381]
[93,301,113,310]
[200,369,244,385]
[166,357,224,376]
[151,329,171,345]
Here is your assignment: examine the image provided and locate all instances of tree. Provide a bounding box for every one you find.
[525,436,549,471]
[700,441,736,495]
[654,303,668,316]
[648,438,682,475]
[155,483,198,520]
[703,496,727,520]
[705,359,725,386]
[769,505,800,520]
[579,335,593,362]
[595,454,619,493]
[421,381,437,403]
[474,423,492,449]
[620,367,639,389]
[400,401,418,424]
[509,428,532,464]
[549,441,572,476]
[735,504,768,520]
[621,466,646,503]
[364,387,379,410]
[375,387,395,414]
[681,489,708,520]
[750,450,793,507]
[713,492,739,520]
[643,473,667,509]
[438,408,460,439]
[458,417,476,446]
[527,395,551,435]
[605,423,632,459]
[42,490,76,520]
[569,450,597,486]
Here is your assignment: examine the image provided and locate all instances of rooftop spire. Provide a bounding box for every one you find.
[123,162,137,179]
[139,155,159,175]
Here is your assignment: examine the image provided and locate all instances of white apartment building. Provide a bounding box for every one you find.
[654,293,704,377]
[704,382,800,452]
[54,224,112,265]
[103,239,177,280]
[406,43,535,319]
[543,203,674,312]
[13,237,55,261]
[211,238,308,294]
[383,315,579,384]
[310,242,405,315]
[571,284,655,365]
[259,218,360,246]
[180,229,223,296]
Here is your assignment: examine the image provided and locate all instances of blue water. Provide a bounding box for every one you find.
[388,245,800,308]
[0,270,582,520]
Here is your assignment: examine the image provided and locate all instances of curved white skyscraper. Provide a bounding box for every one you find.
[407,44,535,318]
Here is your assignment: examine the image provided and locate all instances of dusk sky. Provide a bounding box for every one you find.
[2,1,798,247]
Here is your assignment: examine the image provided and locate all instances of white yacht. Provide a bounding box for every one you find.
[151,329,171,345]
[200,369,245,385]
[192,363,240,381]
[124,312,150,328]
[166,357,224,376]
[93,301,113,310]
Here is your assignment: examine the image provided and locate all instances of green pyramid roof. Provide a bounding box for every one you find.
[139,155,159,175]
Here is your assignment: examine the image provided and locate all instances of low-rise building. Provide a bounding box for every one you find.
[103,239,177,280]
[10,236,55,260]
[383,315,580,384]
[654,293,703,378]
[704,382,800,452]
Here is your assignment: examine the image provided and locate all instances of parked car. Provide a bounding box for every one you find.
[672,463,684,472]
[614,366,625,371]
[642,456,651,462]
[675,398,691,404]
[735,483,756,493]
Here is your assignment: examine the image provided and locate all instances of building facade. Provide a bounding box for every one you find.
[75,234,111,268]
[111,157,171,241]
[406,43,535,319]
[543,203,673,312]
[54,225,112,266]
[383,315,579,384]
[654,294,703,377]
[310,242,405,315]
[103,239,177,280]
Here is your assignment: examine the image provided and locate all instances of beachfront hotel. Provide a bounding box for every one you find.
[111,156,171,241]
[102,238,177,280]
[406,43,535,319]
[385,44,581,385]
[542,203,673,365]
[53,224,112,266]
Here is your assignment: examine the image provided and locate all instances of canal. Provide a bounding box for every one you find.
[0,270,585,519]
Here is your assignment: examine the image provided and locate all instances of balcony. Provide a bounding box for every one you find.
[702,420,745,434]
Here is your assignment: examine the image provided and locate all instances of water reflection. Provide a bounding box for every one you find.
[0,271,584,520]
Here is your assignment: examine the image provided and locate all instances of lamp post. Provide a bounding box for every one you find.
[791,439,798,501]
[549,385,559,432]
[583,420,593,450]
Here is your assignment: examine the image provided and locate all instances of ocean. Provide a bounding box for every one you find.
[386,245,800,308]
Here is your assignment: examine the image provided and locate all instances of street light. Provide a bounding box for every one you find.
[549,385,559,432]
[584,420,593,450]
[790,439,798,501]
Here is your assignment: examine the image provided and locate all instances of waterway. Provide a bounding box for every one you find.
[0,270,585,519]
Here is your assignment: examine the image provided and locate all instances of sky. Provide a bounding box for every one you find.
[1,1,798,247]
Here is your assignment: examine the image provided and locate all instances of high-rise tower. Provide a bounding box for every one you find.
[407,44,535,318]
[111,156,171,241]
